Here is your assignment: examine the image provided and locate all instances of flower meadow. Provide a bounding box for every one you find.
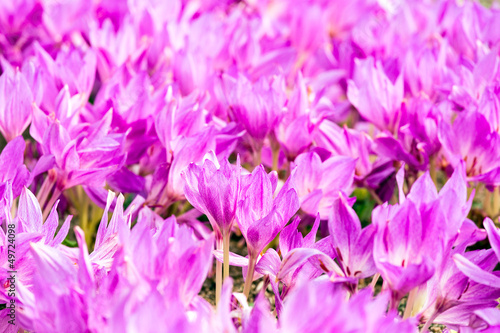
[2,0,500,332]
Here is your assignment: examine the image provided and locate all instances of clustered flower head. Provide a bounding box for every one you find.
[1,0,500,332]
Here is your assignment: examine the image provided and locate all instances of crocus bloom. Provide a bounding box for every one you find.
[0,68,33,141]
[347,57,404,133]
[0,136,30,198]
[0,185,71,331]
[453,218,500,289]
[37,111,126,191]
[420,248,500,329]
[182,152,241,303]
[439,110,500,187]
[237,165,299,259]
[237,164,299,296]
[279,279,417,333]
[275,73,316,160]
[373,163,472,303]
[182,153,241,240]
[373,97,441,171]
[314,120,373,179]
[290,151,356,217]
[329,192,377,281]
[275,195,376,297]
[222,73,286,152]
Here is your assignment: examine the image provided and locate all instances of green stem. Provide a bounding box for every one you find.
[216,237,223,305]
[370,273,380,291]
[404,288,417,319]
[429,155,437,185]
[493,187,500,217]
[367,187,383,205]
[243,254,257,298]
[420,311,438,333]
[254,146,262,167]
[42,187,62,221]
[37,176,54,209]
[223,232,230,281]
[482,187,493,217]
[272,146,280,171]
[79,187,91,246]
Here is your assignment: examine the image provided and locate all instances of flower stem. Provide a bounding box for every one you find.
[243,254,257,298]
[78,187,91,246]
[367,187,383,205]
[493,187,500,217]
[223,232,230,281]
[420,311,438,332]
[254,146,262,167]
[42,187,62,220]
[370,273,380,291]
[404,288,417,319]
[484,185,492,217]
[37,176,54,209]
[272,146,280,171]
[216,237,223,305]
[429,155,437,185]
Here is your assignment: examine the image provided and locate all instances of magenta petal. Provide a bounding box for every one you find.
[50,215,72,246]
[18,187,43,233]
[28,154,55,184]
[453,253,500,288]
[213,250,249,267]
[279,216,302,257]
[377,258,435,295]
[74,226,95,288]
[255,248,281,277]
[0,136,26,181]
[302,214,321,247]
[216,278,237,333]
[0,69,33,141]
[484,218,500,262]
[41,200,59,243]
[406,171,438,206]
[474,308,500,326]
[246,207,279,256]
[278,248,341,280]
[329,192,362,267]
[30,242,75,285]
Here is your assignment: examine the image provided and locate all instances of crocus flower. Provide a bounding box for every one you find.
[373,163,472,305]
[314,121,373,179]
[236,165,299,297]
[31,43,96,112]
[329,192,377,282]
[439,110,500,187]
[212,215,325,315]
[222,73,286,155]
[290,151,356,217]
[0,136,30,198]
[279,279,417,333]
[182,153,241,240]
[347,57,404,133]
[0,185,71,331]
[182,152,241,303]
[2,0,500,330]
[419,248,500,330]
[373,97,441,171]
[0,68,33,141]
[34,111,126,214]
[448,45,499,110]
[275,194,376,298]
[453,218,500,289]
[151,126,220,206]
[403,42,455,101]
[274,73,316,160]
